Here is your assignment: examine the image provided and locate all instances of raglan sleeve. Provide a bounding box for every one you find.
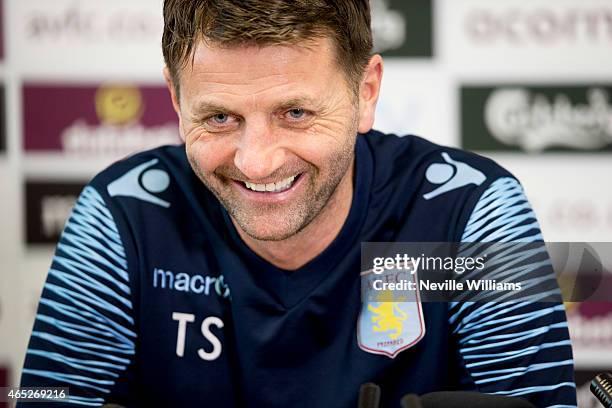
[18,185,137,407]
[448,177,577,407]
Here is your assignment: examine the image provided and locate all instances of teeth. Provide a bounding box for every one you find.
[244,175,297,193]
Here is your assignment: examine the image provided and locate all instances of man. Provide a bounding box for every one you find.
[19,1,576,407]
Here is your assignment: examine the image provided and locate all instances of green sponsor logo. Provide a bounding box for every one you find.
[461,85,612,152]
[371,0,433,57]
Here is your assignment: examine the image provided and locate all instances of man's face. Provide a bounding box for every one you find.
[169,38,365,241]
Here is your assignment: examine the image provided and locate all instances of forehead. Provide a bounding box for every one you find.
[179,37,347,103]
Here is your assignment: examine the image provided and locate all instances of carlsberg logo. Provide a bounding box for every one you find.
[485,88,612,152]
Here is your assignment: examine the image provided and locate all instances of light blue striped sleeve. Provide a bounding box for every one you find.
[19,186,136,407]
[450,177,577,408]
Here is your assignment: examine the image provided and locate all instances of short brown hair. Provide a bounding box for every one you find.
[162,0,373,97]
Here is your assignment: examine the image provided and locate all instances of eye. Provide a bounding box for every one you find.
[287,108,305,119]
[212,113,229,124]
[202,112,240,131]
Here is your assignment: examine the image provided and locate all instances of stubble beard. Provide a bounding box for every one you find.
[188,122,358,242]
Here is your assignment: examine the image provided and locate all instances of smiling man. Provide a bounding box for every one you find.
[19,1,576,407]
[175,36,371,269]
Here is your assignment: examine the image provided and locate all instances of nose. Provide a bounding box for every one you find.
[233,118,286,181]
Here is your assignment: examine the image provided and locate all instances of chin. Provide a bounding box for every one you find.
[239,223,301,242]
[233,212,307,242]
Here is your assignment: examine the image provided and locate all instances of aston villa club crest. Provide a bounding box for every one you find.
[357,269,425,358]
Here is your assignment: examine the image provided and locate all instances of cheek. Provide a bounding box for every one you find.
[302,116,355,153]
[186,134,236,174]
[291,129,353,172]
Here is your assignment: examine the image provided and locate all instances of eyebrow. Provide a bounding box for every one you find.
[191,101,231,115]
[275,97,321,111]
[190,96,322,117]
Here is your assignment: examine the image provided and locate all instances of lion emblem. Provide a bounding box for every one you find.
[368,302,407,340]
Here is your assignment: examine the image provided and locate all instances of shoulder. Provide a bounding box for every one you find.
[78,143,224,272]
[363,129,515,190]
[90,143,189,195]
[82,143,221,245]
[361,130,529,241]
[82,143,210,216]
[363,129,520,205]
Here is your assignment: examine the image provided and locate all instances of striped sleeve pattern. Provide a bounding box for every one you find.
[449,177,577,408]
[19,186,136,407]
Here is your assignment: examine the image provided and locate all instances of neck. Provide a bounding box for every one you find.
[232,160,355,270]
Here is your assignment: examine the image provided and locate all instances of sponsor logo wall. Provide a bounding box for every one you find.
[0,0,609,393]
[442,0,612,76]
[12,0,165,76]
[24,180,86,245]
[371,0,450,144]
[23,83,179,158]
[452,0,612,370]
[449,1,612,375]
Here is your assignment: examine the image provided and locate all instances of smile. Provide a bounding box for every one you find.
[243,175,299,193]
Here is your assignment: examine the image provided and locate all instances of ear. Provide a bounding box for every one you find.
[163,67,181,113]
[163,67,185,141]
[357,54,383,134]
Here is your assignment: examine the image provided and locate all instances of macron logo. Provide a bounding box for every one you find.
[423,153,486,200]
[107,158,171,207]
[153,268,231,299]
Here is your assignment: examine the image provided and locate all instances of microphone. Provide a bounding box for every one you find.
[591,373,612,408]
[400,391,535,408]
[400,393,423,408]
[358,382,381,408]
